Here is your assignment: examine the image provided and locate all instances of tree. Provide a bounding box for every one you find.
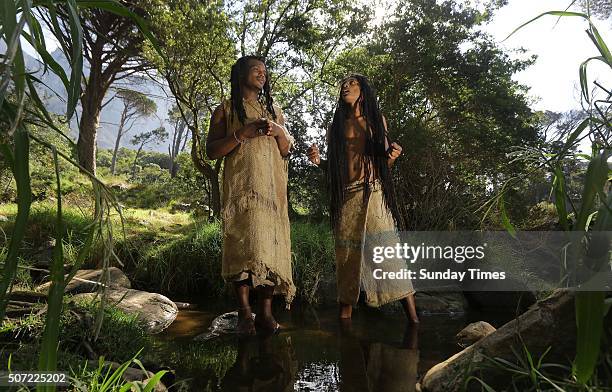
[142,0,235,217]
[130,126,168,175]
[38,1,154,175]
[580,0,612,21]
[143,0,369,217]
[320,0,540,229]
[167,105,190,178]
[110,89,157,175]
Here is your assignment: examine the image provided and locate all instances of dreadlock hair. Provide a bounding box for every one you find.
[229,55,277,125]
[326,73,404,231]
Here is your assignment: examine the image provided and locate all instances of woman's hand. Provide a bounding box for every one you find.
[387,142,402,165]
[265,120,286,137]
[236,118,271,140]
[307,144,321,165]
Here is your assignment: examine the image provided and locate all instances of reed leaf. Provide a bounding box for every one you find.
[0,0,27,112]
[579,57,606,102]
[0,125,31,322]
[498,194,516,237]
[36,147,65,392]
[504,11,589,41]
[574,291,606,384]
[574,150,610,231]
[20,29,70,88]
[64,0,84,119]
[552,165,569,230]
[585,26,612,66]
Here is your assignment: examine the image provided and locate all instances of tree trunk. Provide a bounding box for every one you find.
[169,120,186,178]
[197,161,221,218]
[77,105,101,176]
[110,108,128,175]
[131,145,144,177]
[168,145,175,178]
[77,47,108,176]
[209,171,221,218]
[189,124,221,218]
[110,134,121,175]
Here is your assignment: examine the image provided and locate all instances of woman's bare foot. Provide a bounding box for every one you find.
[236,306,256,336]
[254,314,280,335]
[339,303,353,319]
[255,285,280,334]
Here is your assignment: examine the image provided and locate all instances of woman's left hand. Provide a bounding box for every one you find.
[266,120,285,137]
[387,142,403,160]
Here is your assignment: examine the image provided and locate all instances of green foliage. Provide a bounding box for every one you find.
[291,222,335,304]
[490,5,612,386]
[115,89,157,119]
[465,337,612,391]
[68,298,152,364]
[70,349,166,392]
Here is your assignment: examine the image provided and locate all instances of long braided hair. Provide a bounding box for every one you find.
[327,73,403,231]
[229,55,277,124]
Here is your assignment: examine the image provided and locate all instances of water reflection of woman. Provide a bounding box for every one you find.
[339,322,419,392]
[222,335,298,391]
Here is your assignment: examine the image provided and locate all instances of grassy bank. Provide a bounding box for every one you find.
[0,201,335,303]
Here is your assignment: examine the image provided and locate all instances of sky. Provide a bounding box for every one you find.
[480,0,611,113]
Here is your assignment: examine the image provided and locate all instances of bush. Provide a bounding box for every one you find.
[291,221,335,304]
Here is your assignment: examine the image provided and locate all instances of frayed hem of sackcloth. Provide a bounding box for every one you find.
[338,289,416,308]
[223,262,296,309]
[363,289,416,308]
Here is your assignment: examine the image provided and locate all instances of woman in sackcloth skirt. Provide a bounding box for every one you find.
[307,74,419,323]
[206,56,295,335]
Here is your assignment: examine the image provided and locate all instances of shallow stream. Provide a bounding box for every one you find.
[150,303,513,391]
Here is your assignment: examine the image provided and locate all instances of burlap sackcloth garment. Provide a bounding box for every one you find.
[220,98,296,306]
[335,180,415,307]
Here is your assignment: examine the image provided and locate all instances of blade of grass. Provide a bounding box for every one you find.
[504,11,589,41]
[579,57,606,102]
[575,150,609,231]
[498,194,517,237]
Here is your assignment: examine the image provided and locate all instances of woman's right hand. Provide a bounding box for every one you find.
[237,118,271,140]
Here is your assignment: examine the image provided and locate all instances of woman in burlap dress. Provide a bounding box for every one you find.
[206,56,295,335]
[307,74,419,323]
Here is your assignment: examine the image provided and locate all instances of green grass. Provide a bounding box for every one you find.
[0,296,151,364]
[123,219,225,297]
[0,296,157,390]
[0,201,337,302]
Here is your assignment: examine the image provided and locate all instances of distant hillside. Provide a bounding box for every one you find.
[20,46,174,153]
